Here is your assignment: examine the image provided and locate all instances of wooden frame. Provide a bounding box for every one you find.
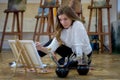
[33,0,59,41]
[8,39,45,74]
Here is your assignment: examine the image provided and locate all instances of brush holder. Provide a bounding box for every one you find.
[77,65,89,75]
[55,66,69,78]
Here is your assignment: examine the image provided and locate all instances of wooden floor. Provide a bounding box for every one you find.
[0,50,120,80]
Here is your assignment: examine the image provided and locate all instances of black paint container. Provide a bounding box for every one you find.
[77,65,89,75]
[55,67,69,78]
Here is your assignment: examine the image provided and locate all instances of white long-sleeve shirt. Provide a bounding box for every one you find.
[46,21,92,57]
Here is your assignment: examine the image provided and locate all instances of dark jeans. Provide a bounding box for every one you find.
[37,39,92,68]
[58,51,92,68]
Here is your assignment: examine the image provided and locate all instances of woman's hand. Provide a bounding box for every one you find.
[35,42,48,54]
[73,56,82,65]
[35,42,42,50]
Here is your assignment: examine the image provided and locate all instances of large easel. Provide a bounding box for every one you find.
[33,0,59,41]
[87,0,112,53]
[0,9,24,52]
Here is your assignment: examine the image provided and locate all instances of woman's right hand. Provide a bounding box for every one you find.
[35,42,43,51]
[35,42,49,54]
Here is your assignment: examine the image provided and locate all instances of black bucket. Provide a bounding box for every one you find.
[55,67,69,78]
[77,65,89,75]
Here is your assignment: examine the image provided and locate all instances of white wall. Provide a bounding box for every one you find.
[0,0,40,3]
[0,0,118,49]
[110,0,117,22]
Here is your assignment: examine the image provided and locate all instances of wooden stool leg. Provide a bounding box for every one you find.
[98,9,103,53]
[37,18,43,41]
[88,9,93,32]
[47,8,54,39]
[42,17,45,33]
[33,18,39,41]
[0,12,9,52]
[12,13,15,32]
[46,17,51,39]
[21,12,24,36]
[107,8,112,53]
[16,12,21,39]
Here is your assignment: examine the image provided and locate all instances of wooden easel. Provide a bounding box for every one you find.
[0,9,24,52]
[15,40,38,75]
[87,0,112,53]
[68,0,85,23]
[33,0,59,41]
[8,39,48,76]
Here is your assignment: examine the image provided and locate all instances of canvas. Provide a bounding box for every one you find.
[8,40,44,68]
[38,7,49,16]
[7,0,27,11]
[38,0,56,16]
[69,0,81,12]
[44,0,56,6]
[93,0,106,7]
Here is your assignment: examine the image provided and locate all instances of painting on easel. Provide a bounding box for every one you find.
[43,0,56,6]
[38,0,56,16]
[7,0,27,11]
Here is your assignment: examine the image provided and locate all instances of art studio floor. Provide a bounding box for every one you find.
[0,50,120,80]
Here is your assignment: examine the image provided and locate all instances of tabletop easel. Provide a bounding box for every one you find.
[69,0,85,23]
[0,9,25,52]
[87,0,112,53]
[33,0,59,41]
[8,39,48,76]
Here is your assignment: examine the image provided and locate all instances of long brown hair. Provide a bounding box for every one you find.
[55,6,81,45]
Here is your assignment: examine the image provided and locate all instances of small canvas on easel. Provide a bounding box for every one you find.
[42,0,56,6]
[8,40,44,68]
[8,0,27,10]
[38,0,56,16]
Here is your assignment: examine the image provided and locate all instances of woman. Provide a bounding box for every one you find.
[36,6,92,68]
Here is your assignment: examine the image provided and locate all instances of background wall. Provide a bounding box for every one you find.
[0,0,39,32]
[0,0,118,49]
[0,0,117,32]
[117,0,120,19]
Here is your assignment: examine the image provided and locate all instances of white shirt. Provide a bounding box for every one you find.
[46,21,92,57]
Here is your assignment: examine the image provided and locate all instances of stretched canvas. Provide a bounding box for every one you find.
[8,0,27,10]
[38,0,56,16]
[43,0,56,6]
[69,0,81,13]
[8,40,44,68]
[38,7,49,16]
